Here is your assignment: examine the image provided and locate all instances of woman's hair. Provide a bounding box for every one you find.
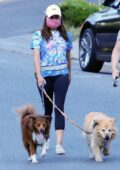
[41,17,69,42]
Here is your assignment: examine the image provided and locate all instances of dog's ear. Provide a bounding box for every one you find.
[45,115,52,124]
[111,118,117,139]
[111,118,116,125]
[111,130,117,139]
[93,120,99,128]
[28,117,35,130]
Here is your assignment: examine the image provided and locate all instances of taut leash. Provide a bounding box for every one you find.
[40,85,92,135]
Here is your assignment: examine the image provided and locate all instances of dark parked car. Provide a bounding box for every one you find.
[79,0,120,72]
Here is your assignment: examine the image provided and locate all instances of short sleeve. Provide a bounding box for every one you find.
[117,30,120,41]
[31,31,42,49]
[66,32,73,51]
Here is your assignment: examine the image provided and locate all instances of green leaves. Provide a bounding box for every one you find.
[60,0,100,27]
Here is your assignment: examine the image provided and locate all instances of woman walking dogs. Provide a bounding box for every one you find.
[31,4,72,155]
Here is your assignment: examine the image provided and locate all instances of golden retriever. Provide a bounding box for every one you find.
[83,112,116,162]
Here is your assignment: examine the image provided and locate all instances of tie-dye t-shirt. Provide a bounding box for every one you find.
[31,30,72,77]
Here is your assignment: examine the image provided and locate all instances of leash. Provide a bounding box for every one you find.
[40,84,92,135]
[35,73,45,110]
[41,83,45,110]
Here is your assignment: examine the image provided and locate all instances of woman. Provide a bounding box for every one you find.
[31,4,72,155]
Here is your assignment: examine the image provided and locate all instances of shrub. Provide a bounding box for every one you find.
[60,0,100,28]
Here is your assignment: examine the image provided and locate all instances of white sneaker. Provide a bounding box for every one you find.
[55,145,66,155]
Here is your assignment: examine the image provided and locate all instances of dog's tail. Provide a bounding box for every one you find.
[15,104,36,122]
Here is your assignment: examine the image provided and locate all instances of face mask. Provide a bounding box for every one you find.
[46,17,61,29]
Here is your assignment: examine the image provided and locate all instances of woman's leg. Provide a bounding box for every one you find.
[54,74,69,153]
[55,130,64,145]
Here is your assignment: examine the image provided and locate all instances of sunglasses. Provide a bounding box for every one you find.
[50,15,61,19]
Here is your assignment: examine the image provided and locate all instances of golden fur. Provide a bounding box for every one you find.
[83,112,116,162]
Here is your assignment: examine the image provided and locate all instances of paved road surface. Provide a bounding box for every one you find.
[0,0,63,38]
[0,50,120,170]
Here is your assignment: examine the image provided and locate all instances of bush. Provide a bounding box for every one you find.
[60,0,100,28]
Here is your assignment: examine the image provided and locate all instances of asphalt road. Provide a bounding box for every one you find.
[0,50,120,170]
[0,0,63,38]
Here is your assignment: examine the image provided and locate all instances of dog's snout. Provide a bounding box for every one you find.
[40,129,44,134]
[105,135,109,140]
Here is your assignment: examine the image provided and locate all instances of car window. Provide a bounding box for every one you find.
[114,0,120,8]
[103,0,120,9]
[103,0,115,7]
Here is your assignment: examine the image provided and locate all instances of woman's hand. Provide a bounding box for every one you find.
[37,75,46,87]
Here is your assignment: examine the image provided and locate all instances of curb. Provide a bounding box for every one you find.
[0,34,33,56]
[0,34,79,59]
[0,40,32,55]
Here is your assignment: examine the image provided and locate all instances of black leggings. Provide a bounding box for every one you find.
[37,74,70,130]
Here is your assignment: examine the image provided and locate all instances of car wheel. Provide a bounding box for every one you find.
[79,28,104,72]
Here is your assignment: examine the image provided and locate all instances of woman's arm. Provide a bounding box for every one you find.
[33,49,46,86]
[34,49,41,77]
[112,40,120,79]
[66,50,71,81]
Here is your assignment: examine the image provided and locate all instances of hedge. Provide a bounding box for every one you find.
[60,0,100,27]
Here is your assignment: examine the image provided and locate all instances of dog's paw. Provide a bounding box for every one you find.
[31,154,38,164]
[41,152,46,157]
[32,159,38,164]
[41,151,47,157]
[95,156,103,162]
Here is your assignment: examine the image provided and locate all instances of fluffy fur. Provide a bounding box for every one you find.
[83,112,117,162]
[16,105,51,163]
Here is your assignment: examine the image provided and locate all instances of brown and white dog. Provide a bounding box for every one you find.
[16,105,51,163]
[83,112,117,162]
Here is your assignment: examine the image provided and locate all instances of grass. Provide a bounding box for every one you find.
[65,24,80,41]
